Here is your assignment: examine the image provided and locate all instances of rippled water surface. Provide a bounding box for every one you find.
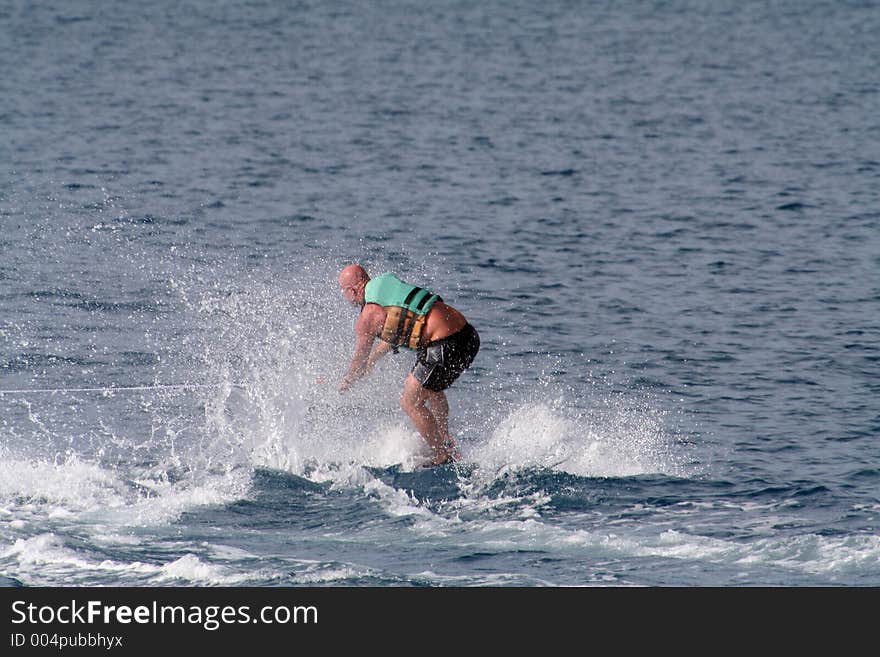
[1,0,878,586]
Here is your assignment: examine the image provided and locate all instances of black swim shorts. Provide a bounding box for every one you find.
[411,323,480,392]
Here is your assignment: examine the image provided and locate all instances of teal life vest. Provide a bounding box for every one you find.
[363,273,442,350]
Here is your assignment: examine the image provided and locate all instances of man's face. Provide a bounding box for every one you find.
[340,281,362,307]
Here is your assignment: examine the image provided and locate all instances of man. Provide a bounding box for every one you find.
[338,264,480,466]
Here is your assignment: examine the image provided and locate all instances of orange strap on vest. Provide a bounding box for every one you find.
[380,306,429,350]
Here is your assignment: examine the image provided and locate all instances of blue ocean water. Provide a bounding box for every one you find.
[1,0,878,586]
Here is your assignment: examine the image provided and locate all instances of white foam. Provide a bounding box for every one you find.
[467,398,687,479]
[0,454,252,529]
[1,533,273,586]
[469,402,572,472]
[293,564,373,584]
[1,533,156,582]
[411,570,558,586]
[366,486,880,581]
[293,421,428,483]
[361,478,437,520]
[615,529,880,580]
[120,468,252,526]
[157,554,246,585]
[746,533,880,576]
[0,455,129,512]
[92,533,142,546]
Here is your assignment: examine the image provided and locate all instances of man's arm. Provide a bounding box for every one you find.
[339,305,383,391]
[364,340,394,374]
[340,331,373,391]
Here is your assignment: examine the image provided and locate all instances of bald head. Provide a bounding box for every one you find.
[339,264,369,288]
[339,264,369,306]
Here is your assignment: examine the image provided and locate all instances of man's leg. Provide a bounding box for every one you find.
[401,374,456,463]
[425,389,460,460]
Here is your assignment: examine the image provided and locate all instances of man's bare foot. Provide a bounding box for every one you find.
[426,441,459,466]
